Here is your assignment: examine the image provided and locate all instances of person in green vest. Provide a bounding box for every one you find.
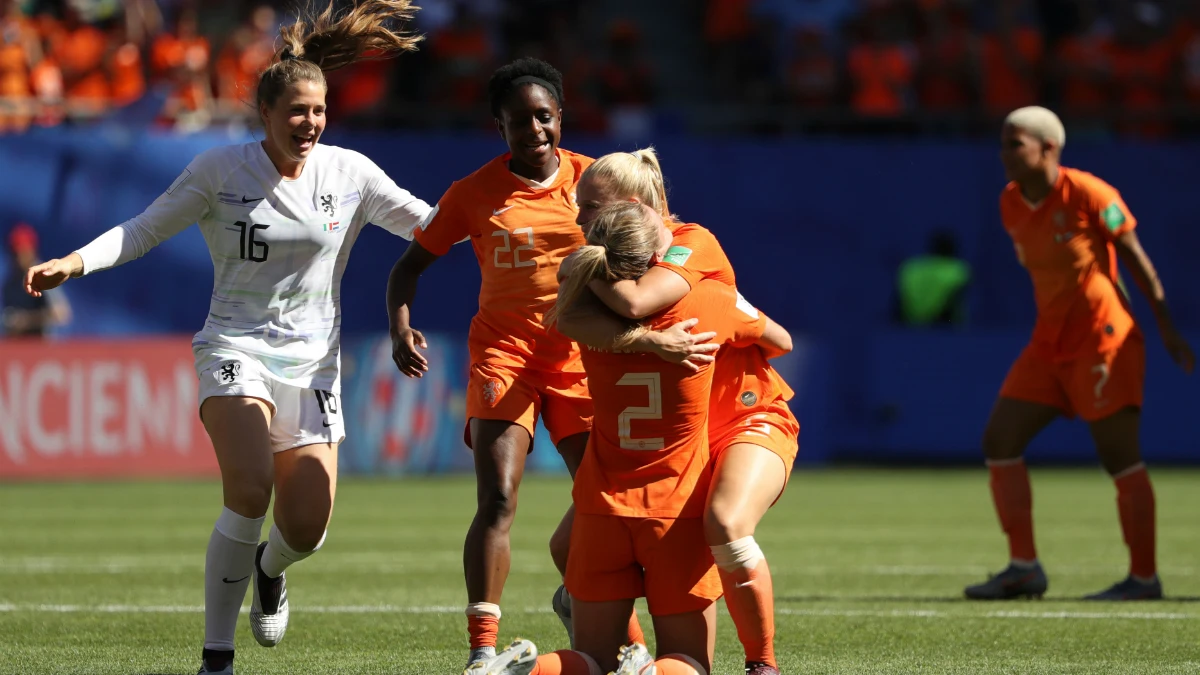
[894,230,971,327]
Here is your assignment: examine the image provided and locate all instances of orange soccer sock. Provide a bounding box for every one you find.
[626,611,646,646]
[712,537,775,667]
[654,654,707,674]
[466,603,500,649]
[988,459,1037,562]
[1114,464,1157,580]
[531,650,601,675]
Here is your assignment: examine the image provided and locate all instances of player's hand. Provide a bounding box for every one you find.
[1159,325,1194,375]
[643,318,720,373]
[391,326,429,378]
[25,254,81,297]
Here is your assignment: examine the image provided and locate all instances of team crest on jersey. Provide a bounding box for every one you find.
[319,192,338,218]
[214,362,242,384]
[482,378,504,407]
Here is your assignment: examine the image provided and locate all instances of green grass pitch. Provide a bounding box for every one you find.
[2,469,1198,674]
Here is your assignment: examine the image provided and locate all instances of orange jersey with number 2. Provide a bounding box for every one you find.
[415,149,593,372]
[574,280,768,519]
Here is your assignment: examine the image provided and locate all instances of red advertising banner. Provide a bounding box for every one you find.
[0,338,217,480]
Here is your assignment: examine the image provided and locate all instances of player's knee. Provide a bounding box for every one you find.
[477,483,519,526]
[278,520,328,553]
[222,481,272,518]
[548,526,571,573]
[703,504,754,545]
[981,425,1024,461]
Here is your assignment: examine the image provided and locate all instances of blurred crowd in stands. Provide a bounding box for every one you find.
[1,0,1198,137]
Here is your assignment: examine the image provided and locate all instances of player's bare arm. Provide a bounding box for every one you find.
[757,316,793,359]
[1113,230,1194,374]
[386,241,441,378]
[587,264,691,319]
[556,287,718,372]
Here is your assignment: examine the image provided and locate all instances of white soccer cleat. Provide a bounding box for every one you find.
[611,642,656,675]
[249,542,289,647]
[463,638,538,675]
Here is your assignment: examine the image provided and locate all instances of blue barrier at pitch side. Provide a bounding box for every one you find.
[3,130,1197,466]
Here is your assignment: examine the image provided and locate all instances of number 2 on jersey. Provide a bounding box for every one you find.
[617,372,664,450]
[492,227,535,269]
[234,221,270,262]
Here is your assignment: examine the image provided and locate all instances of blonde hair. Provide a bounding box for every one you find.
[546,201,660,327]
[582,147,671,217]
[1004,106,1066,150]
[257,0,422,110]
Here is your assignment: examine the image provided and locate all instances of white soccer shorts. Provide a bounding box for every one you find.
[196,351,345,452]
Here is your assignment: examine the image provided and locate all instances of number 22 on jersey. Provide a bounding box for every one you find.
[492,227,535,268]
[617,372,664,450]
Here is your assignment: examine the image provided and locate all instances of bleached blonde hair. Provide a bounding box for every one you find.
[1004,106,1066,150]
[582,147,671,217]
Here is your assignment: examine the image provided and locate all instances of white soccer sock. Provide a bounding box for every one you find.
[259,524,325,579]
[204,508,265,651]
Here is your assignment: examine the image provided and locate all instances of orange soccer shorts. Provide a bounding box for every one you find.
[465,361,593,448]
[566,513,722,616]
[710,398,800,493]
[999,330,1145,422]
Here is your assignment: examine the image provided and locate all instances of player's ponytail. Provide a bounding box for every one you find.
[546,201,661,327]
[257,0,421,111]
[582,147,673,219]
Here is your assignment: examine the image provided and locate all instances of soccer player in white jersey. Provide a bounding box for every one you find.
[24,2,427,673]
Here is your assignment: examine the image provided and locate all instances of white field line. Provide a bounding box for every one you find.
[2,556,1194,577]
[0,603,1192,621]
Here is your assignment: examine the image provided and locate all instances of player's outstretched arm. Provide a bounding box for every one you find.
[386,241,441,378]
[587,265,691,319]
[1113,230,1194,374]
[557,290,718,373]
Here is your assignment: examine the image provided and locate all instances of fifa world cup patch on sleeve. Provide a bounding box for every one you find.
[1102,203,1127,232]
[662,246,693,266]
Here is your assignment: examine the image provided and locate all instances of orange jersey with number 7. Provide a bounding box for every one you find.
[1000,166,1137,361]
[574,280,769,519]
[414,149,593,372]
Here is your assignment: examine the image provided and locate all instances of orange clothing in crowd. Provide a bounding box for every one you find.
[109,42,146,106]
[998,167,1143,420]
[1109,40,1173,138]
[53,23,109,103]
[981,28,1043,116]
[1055,33,1111,114]
[705,0,753,44]
[848,43,914,117]
[918,31,973,111]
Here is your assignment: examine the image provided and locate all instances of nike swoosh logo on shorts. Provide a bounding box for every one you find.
[242,196,264,204]
[323,421,334,428]
[222,576,249,584]
[493,205,514,215]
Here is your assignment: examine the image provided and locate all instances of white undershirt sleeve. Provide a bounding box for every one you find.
[359,158,432,240]
[74,159,214,275]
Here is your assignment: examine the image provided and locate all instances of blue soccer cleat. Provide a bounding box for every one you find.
[1084,575,1163,601]
[964,562,1048,600]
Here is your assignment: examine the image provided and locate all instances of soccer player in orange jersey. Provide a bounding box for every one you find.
[965,106,1194,602]
[385,58,597,668]
[468,201,792,675]
[545,149,797,675]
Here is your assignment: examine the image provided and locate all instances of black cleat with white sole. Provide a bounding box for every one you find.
[250,541,289,647]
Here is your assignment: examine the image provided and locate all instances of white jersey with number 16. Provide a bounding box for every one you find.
[75,141,432,391]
